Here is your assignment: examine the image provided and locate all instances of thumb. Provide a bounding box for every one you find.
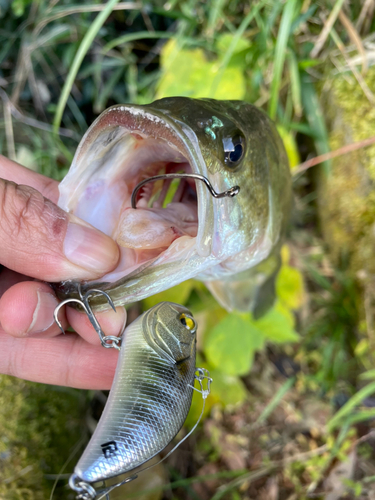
[0,179,119,281]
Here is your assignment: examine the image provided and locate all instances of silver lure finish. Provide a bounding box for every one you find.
[74,302,197,484]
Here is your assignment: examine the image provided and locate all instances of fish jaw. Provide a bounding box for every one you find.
[57,104,229,308]
[56,98,290,310]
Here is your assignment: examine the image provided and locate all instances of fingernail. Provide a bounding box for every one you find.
[27,291,58,334]
[64,216,119,276]
[103,307,127,337]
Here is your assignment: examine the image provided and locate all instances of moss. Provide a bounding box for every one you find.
[317,67,375,277]
[0,375,87,499]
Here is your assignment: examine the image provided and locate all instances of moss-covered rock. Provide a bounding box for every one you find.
[0,375,87,499]
[317,67,375,327]
[318,67,375,269]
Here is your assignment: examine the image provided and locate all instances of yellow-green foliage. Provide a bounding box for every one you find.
[0,376,86,499]
[318,67,375,276]
[156,37,247,100]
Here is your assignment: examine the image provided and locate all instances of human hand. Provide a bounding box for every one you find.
[0,155,125,390]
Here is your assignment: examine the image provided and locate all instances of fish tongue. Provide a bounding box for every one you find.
[115,205,198,250]
[115,208,182,250]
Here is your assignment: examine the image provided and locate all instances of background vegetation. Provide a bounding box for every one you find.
[1,0,375,498]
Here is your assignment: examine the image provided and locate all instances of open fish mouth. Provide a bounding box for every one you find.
[56,97,290,311]
[58,104,219,302]
[61,132,199,282]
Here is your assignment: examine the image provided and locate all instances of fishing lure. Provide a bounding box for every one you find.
[54,290,211,499]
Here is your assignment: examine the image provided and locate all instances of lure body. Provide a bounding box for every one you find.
[74,301,196,484]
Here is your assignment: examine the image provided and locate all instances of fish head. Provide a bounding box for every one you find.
[57,97,291,309]
[143,301,196,364]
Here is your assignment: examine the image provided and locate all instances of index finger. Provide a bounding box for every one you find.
[0,154,59,203]
[0,328,118,389]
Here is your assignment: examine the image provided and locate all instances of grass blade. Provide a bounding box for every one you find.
[327,381,375,431]
[255,377,295,425]
[52,0,123,133]
[103,31,176,53]
[287,50,302,117]
[300,76,331,175]
[268,0,298,120]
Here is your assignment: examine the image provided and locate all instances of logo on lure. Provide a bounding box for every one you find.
[100,441,118,459]
[55,294,212,499]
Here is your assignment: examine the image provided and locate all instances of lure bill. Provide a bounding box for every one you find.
[59,300,211,499]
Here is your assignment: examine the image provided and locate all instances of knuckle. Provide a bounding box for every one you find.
[0,180,43,237]
[0,179,65,243]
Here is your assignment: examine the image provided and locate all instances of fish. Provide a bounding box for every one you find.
[69,301,199,498]
[56,97,291,317]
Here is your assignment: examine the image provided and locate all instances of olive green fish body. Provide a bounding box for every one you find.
[57,98,291,314]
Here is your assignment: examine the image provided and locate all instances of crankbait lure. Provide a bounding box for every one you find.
[54,292,211,499]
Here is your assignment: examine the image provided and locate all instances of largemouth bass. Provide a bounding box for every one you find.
[69,301,200,498]
[56,97,291,316]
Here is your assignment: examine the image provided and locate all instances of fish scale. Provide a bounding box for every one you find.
[74,303,196,484]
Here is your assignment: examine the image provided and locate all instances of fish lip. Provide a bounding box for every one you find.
[62,103,213,257]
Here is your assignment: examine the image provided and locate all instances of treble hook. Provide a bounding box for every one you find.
[131,173,240,209]
[53,289,122,350]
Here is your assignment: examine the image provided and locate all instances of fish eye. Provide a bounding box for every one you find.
[179,313,196,332]
[223,133,245,168]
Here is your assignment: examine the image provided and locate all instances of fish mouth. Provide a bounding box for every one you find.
[58,105,213,292]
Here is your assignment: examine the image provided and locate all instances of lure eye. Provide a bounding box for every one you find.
[223,134,245,167]
[179,313,196,332]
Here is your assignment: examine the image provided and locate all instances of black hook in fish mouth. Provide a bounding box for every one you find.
[131,173,240,209]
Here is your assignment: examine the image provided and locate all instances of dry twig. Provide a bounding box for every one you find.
[338,10,368,74]
[294,135,375,175]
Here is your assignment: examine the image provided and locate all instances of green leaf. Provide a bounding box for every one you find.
[204,313,265,376]
[209,370,247,407]
[254,304,299,343]
[276,264,304,309]
[216,34,251,56]
[11,0,32,17]
[156,39,245,100]
[143,279,195,310]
